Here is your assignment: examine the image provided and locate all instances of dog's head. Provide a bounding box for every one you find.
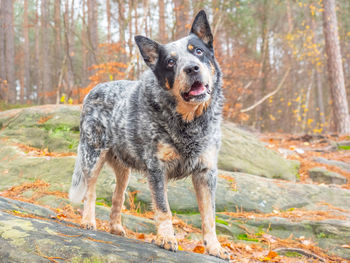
[135,10,218,115]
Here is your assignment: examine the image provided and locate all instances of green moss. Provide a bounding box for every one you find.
[236,233,259,242]
[338,145,350,150]
[283,251,303,258]
[318,232,327,238]
[215,216,229,226]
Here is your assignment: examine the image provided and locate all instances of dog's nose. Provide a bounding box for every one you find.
[184,64,200,75]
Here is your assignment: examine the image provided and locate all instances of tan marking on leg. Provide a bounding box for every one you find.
[150,179,177,251]
[109,159,130,236]
[82,151,107,230]
[157,142,179,162]
[192,175,230,260]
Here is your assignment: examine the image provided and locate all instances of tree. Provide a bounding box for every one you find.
[174,0,190,39]
[87,0,98,70]
[3,0,16,103]
[41,0,51,103]
[322,0,350,133]
[158,0,166,43]
[0,0,6,100]
[22,0,31,103]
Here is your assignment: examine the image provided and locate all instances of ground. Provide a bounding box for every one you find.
[0,105,349,262]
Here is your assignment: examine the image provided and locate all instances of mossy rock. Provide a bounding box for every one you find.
[0,105,299,180]
[219,122,299,181]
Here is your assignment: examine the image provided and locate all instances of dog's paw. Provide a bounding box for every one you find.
[110,224,126,236]
[206,241,230,260]
[152,234,178,252]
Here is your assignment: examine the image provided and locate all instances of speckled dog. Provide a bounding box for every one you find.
[69,10,229,260]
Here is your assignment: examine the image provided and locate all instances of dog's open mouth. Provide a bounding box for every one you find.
[182,81,209,101]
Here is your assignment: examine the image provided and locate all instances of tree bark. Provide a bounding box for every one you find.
[34,0,41,104]
[22,0,31,103]
[41,0,51,104]
[0,0,6,100]
[158,0,166,43]
[3,0,16,103]
[54,0,62,99]
[87,0,98,70]
[322,0,350,133]
[106,0,111,43]
[174,0,190,39]
[64,0,75,95]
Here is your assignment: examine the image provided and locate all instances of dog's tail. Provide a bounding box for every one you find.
[69,147,87,204]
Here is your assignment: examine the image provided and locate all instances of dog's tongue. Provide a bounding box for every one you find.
[189,82,205,96]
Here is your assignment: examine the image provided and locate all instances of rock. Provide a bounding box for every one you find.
[219,122,299,181]
[177,213,350,260]
[332,140,350,150]
[126,171,350,214]
[2,140,350,215]
[0,105,299,181]
[0,105,81,153]
[313,157,350,173]
[0,200,224,263]
[308,167,347,185]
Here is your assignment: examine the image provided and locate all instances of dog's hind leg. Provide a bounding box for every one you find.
[147,169,178,252]
[69,144,106,230]
[192,169,230,260]
[107,154,130,236]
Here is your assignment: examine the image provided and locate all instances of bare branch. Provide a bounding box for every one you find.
[241,67,291,113]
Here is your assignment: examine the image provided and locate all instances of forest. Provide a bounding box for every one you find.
[0,0,350,134]
[1,1,350,262]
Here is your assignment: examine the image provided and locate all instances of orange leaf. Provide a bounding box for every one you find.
[137,233,145,239]
[193,245,205,254]
[267,250,278,258]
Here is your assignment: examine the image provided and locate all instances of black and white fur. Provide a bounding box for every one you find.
[69,10,229,260]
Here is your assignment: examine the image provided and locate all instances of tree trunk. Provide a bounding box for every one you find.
[174,0,190,39]
[255,0,270,131]
[311,16,326,127]
[87,0,98,70]
[81,0,88,94]
[106,0,111,43]
[22,0,31,103]
[35,0,41,104]
[54,0,62,99]
[158,0,166,43]
[64,0,75,95]
[41,0,51,104]
[3,0,16,103]
[322,0,350,133]
[0,0,6,100]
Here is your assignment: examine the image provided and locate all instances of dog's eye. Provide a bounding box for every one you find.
[195,48,203,56]
[167,58,176,67]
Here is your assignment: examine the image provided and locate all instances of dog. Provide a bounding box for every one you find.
[69,10,229,260]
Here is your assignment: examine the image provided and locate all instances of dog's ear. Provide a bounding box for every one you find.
[135,35,160,69]
[190,10,213,49]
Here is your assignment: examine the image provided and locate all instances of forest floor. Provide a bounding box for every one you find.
[1,131,349,262]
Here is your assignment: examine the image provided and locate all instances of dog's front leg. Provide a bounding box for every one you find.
[148,169,178,252]
[192,169,230,260]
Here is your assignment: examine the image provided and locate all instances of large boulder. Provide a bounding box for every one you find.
[219,122,299,181]
[308,167,347,185]
[0,198,224,263]
[1,140,349,215]
[0,105,299,181]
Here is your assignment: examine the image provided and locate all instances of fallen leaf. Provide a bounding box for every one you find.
[193,245,205,254]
